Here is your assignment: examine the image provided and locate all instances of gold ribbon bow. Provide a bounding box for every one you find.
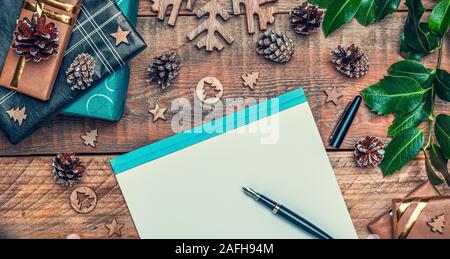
[394,199,429,239]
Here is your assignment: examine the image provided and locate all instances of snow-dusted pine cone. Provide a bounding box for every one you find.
[11,13,60,62]
[147,51,182,90]
[66,53,96,90]
[331,44,369,78]
[290,2,324,35]
[256,31,295,63]
[52,153,86,187]
[354,136,385,168]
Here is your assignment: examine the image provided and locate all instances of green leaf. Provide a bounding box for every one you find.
[425,152,445,185]
[388,103,426,137]
[322,0,361,37]
[435,114,450,159]
[388,60,430,85]
[430,144,450,185]
[429,0,450,36]
[403,0,431,53]
[380,128,424,176]
[361,75,428,115]
[420,23,440,51]
[435,69,450,102]
[356,0,376,25]
[400,33,428,60]
[375,0,400,21]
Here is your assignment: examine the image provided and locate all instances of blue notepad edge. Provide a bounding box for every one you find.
[110,88,307,174]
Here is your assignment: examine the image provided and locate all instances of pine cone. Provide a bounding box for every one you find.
[256,31,295,63]
[290,2,323,35]
[52,153,86,187]
[354,136,385,168]
[66,53,96,90]
[147,51,182,90]
[331,44,369,78]
[11,13,59,62]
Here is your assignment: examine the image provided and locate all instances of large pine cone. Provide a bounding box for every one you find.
[354,136,385,168]
[52,153,86,187]
[290,2,323,35]
[11,13,59,62]
[256,31,295,63]
[147,51,182,90]
[331,44,369,78]
[66,53,96,90]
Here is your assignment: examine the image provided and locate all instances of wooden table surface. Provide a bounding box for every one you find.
[0,0,449,239]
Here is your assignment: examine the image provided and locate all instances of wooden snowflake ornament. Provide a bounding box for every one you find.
[150,0,196,26]
[232,0,278,34]
[187,0,234,52]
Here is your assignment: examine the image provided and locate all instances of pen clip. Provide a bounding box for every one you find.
[329,100,352,143]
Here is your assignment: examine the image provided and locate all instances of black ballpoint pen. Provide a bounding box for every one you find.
[242,187,334,239]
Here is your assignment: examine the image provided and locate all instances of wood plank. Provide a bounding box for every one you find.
[138,0,440,16]
[1,153,448,238]
[0,13,447,155]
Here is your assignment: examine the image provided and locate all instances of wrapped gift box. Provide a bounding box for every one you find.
[62,0,139,121]
[0,0,146,144]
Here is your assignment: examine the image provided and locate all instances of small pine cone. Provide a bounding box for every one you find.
[290,2,323,35]
[147,51,182,90]
[66,53,96,90]
[331,44,369,78]
[256,31,295,63]
[11,13,60,62]
[52,153,86,187]
[354,136,385,168]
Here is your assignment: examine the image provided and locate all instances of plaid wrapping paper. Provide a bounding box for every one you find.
[62,0,139,121]
[0,0,146,144]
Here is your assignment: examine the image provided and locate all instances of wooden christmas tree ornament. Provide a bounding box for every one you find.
[6,106,27,126]
[428,214,445,233]
[187,0,234,52]
[242,72,259,90]
[150,0,196,26]
[81,129,98,148]
[232,0,278,34]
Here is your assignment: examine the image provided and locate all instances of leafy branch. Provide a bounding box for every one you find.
[361,0,450,186]
[309,0,402,37]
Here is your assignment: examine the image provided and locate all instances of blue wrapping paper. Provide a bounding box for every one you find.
[62,0,139,121]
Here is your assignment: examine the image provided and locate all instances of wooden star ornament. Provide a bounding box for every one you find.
[149,103,168,122]
[324,86,343,105]
[105,217,124,237]
[110,26,131,46]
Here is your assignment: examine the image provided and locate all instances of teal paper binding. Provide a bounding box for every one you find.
[110,88,307,174]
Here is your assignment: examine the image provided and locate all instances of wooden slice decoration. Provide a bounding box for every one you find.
[70,186,98,214]
[195,77,224,104]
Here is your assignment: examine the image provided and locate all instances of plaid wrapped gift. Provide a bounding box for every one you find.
[62,0,139,121]
[0,0,146,144]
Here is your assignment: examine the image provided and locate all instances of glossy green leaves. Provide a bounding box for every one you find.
[380,128,424,175]
[401,0,442,60]
[361,76,428,115]
[317,0,401,36]
[429,0,450,36]
[322,0,361,37]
